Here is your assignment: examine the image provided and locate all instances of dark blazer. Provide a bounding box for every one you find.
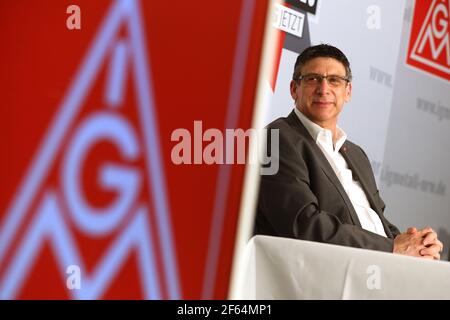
[255,110,400,252]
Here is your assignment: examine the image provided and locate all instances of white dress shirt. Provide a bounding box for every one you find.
[294,108,387,237]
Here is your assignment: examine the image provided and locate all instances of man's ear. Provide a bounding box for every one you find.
[290,80,298,101]
[344,82,352,103]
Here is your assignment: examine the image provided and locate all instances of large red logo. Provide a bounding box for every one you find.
[0,0,267,299]
[407,0,450,82]
[0,0,179,299]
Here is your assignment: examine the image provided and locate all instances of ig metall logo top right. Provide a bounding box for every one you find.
[407,0,450,82]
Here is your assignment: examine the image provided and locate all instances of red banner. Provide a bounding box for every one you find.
[0,0,268,299]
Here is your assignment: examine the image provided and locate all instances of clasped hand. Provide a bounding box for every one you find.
[393,227,443,260]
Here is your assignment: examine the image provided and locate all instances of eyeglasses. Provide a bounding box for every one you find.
[295,73,350,87]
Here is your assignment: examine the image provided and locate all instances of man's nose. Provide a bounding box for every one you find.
[315,78,331,94]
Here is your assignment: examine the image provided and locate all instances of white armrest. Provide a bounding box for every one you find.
[231,235,450,299]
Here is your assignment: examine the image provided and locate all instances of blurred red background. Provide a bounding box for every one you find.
[0,0,268,299]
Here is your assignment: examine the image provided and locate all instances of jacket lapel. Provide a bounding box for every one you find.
[286,111,362,228]
[339,143,377,210]
[339,144,394,238]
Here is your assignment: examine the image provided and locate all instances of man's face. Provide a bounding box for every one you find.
[290,57,352,129]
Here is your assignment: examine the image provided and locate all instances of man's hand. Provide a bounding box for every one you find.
[394,227,443,260]
[412,227,443,260]
[393,229,427,257]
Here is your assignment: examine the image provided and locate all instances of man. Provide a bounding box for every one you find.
[255,44,443,260]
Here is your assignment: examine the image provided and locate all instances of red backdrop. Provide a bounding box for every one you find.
[0,0,268,299]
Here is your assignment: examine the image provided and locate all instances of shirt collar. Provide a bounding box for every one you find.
[294,107,347,152]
